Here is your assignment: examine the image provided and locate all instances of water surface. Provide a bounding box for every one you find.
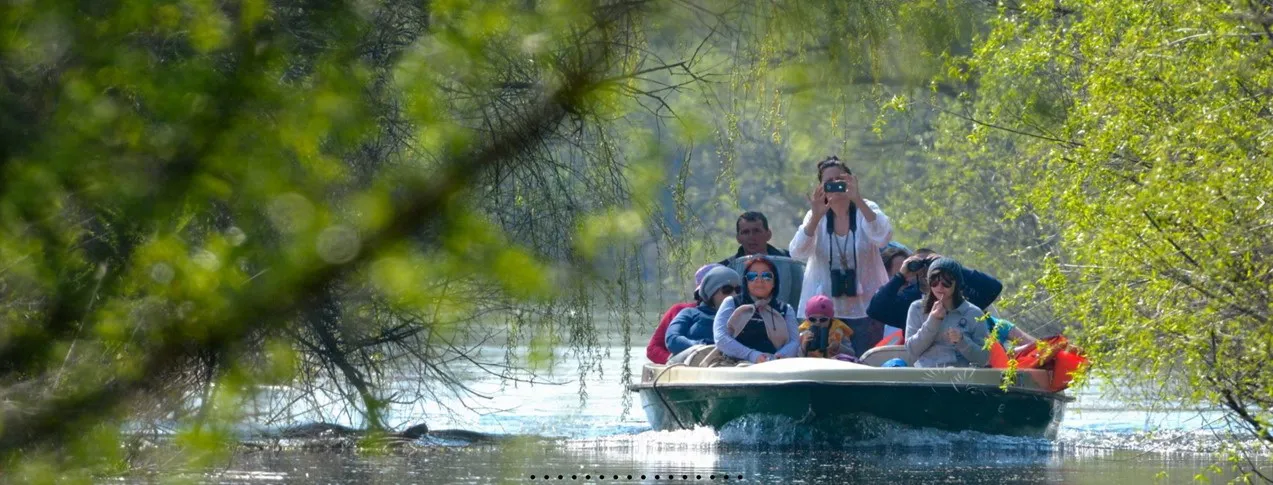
[145,341,1270,483]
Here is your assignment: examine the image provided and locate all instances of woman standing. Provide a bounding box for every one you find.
[789,156,893,356]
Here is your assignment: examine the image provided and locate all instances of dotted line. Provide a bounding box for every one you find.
[528,474,744,481]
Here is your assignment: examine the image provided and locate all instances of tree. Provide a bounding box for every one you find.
[0,0,705,479]
[910,0,1273,479]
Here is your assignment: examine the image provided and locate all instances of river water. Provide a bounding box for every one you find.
[143,339,1270,484]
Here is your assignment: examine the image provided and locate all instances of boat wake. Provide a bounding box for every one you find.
[568,413,1052,451]
[559,412,1255,459]
[717,413,1054,450]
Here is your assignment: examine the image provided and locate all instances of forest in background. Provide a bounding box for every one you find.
[1,0,1270,482]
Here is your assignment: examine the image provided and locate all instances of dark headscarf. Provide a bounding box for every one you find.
[738,256,788,312]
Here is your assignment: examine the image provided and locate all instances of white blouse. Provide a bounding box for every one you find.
[788,199,892,319]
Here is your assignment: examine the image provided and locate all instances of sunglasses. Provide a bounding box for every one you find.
[718,285,737,295]
[809,316,831,324]
[929,274,955,288]
[745,271,774,282]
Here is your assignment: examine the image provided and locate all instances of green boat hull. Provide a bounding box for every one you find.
[634,382,1067,439]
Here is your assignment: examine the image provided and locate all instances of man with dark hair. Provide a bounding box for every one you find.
[719,211,791,265]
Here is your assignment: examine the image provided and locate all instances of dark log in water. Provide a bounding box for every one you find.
[246,422,506,450]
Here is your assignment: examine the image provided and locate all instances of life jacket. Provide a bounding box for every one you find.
[798,318,853,358]
[1014,335,1074,369]
[874,327,903,348]
[989,335,1088,392]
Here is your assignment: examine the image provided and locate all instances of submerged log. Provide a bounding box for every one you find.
[260,422,507,448]
[275,423,360,439]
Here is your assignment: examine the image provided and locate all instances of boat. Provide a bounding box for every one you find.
[628,345,1072,439]
[636,254,1073,438]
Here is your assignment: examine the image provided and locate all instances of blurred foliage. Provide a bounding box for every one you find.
[0,0,704,479]
[3,0,1272,482]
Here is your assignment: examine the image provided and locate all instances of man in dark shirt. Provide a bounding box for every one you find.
[718,211,791,265]
[866,249,1004,330]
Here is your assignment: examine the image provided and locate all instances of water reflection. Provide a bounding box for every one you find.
[190,439,1252,485]
[152,343,1268,484]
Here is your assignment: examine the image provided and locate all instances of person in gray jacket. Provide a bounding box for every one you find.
[904,257,991,368]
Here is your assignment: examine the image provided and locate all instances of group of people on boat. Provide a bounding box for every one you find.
[646,156,1041,368]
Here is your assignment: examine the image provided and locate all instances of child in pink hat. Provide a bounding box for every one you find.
[798,294,856,360]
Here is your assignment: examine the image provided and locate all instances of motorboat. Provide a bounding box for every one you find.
[629,345,1071,439]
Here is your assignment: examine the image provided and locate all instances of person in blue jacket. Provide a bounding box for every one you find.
[664,266,743,361]
[868,249,1037,347]
[868,249,1001,327]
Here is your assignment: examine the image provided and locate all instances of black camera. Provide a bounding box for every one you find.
[823,181,847,193]
[830,268,857,297]
[906,257,936,273]
[805,326,829,354]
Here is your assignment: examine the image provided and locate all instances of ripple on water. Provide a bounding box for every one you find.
[546,409,1258,460]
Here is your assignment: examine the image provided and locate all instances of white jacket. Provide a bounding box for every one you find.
[788,200,892,319]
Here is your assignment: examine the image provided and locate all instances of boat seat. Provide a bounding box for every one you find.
[859,345,912,367]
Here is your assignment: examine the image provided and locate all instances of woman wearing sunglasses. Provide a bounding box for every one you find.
[664,266,743,363]
[712,256,802,364]
[904,257,992,368]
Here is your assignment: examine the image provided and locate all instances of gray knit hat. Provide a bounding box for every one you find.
[927,257,966,287]
[699,266,742,301]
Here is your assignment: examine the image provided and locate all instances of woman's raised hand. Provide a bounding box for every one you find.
[930,299,948,320]
[809,183,830,220]
[844,173,862,202]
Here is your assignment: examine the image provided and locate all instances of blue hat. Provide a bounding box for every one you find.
[882,358,908,368]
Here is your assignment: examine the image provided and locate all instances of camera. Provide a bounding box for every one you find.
[905,258,935,273]
[805,326,829,354]
[823,181,847,193]
[830,268,857,297]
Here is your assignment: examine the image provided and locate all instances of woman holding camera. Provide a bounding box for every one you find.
[789,156,893,357]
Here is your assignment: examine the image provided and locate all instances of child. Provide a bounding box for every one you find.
[799,295,856,360]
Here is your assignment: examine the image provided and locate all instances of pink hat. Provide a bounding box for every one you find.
[806,294,835,318]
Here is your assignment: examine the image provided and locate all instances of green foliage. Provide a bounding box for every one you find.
[915,0,1273,477]
[0,0,711,479]
[5,0,1271,481]
[682,1,1271,478]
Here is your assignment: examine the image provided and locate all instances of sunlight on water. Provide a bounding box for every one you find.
[581,426,722,449]
[174,343,1271,484]
[368,345,1253,455]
